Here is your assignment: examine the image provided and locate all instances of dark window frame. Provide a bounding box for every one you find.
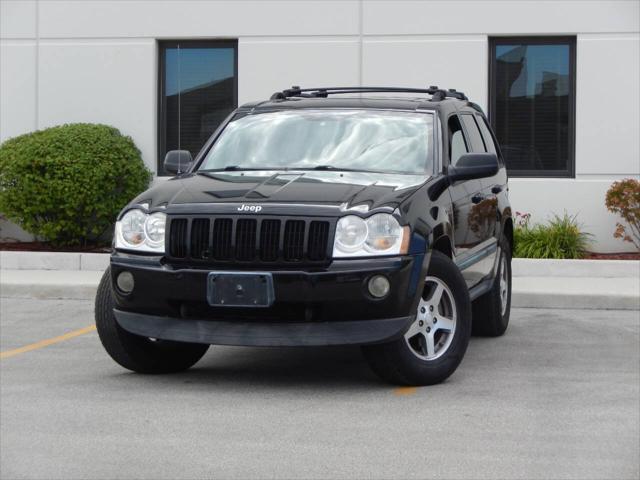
[488,36,576,178]
[157,39,238,175]
[459,113,487,153]
[447,113,470,167]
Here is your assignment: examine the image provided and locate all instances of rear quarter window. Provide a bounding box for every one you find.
[475,114,498,155]
[460,114,486,153]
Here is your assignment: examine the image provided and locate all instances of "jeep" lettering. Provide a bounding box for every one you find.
[237,204,262,213]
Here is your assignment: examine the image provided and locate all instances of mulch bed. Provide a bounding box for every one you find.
[0,241,110,253]
[585,252,640,261]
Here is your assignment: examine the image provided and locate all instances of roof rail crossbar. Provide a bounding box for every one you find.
[269,86,468,101]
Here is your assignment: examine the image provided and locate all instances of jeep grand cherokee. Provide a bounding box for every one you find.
[95,86,513,386]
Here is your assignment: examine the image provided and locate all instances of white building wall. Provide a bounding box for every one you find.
[1,0,639,251]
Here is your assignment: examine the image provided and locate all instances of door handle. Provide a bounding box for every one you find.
[491,185,502,194]
[471,194,484,204]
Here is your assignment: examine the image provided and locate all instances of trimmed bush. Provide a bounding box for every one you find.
[605,178,640,250]
[0,123,151,246]
[514,212,592,259]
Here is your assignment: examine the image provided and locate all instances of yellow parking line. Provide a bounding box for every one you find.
[0,325,96,360]
[394,386,418,396]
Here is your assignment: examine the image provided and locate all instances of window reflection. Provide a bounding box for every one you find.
[200,110,433,175]
[492,39,574,175]
[159,42,237,174]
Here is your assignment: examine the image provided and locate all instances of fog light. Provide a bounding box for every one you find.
[116,271,134,294]
[368,275,390,298]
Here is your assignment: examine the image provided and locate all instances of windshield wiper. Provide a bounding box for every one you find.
[199,165,415,175]
[293,165,389,173]
[199,166,284,172]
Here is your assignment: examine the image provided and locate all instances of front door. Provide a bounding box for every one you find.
[448,114,498,288]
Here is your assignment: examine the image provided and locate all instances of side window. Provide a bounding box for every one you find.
[448,115,469,166]
[460,114,487,152]
[475,114,498,155]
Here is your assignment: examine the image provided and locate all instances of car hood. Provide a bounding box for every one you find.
[132,170,428,213]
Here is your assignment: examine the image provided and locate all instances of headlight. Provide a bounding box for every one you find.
[120,209,146,246]
[144,212,166,247]
[334,215,368,253]
[333,214,409,257]
[115,209,166,253]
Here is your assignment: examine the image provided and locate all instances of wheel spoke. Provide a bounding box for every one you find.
[435,315,455,332]
[424,331,436,357]
[417,298,429,317]
[404,320,423,340]
[428,283,444,308]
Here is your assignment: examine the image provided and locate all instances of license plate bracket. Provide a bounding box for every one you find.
[206,272,275,308]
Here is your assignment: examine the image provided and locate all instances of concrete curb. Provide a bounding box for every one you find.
[512,277,640,310]
[0,251,110,271]
[1,269,638,310]
[1,251,638,310]
[512,258,639,278]
[2,251,639,275]
[0,270,103,300]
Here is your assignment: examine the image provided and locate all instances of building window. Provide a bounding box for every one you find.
[158,40,238,174]
[489,37,575,177]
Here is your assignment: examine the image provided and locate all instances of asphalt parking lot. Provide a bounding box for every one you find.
[1,298,638,480]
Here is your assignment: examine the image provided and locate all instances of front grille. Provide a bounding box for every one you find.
[167,215,333,264]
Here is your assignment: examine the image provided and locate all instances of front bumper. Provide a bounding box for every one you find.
[110,252,427,346]
[114,309,415,347]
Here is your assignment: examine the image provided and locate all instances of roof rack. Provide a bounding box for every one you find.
[269,86,468,102]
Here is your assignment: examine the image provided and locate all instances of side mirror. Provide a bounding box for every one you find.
[163,150,193,175]
[447,153,499,182]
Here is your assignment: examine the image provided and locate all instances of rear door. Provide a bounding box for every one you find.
[475,111,508,205]
[475,110,510,243]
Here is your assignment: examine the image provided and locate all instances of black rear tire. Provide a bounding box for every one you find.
[471,236,512,337]
[362,251,472,386]
[95,267,209,374]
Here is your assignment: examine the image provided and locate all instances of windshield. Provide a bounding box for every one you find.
[198,109,434,174]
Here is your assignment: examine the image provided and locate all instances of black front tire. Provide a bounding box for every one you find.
[95,267,209,374]
[362,251,472,386]
[471,236,512,337]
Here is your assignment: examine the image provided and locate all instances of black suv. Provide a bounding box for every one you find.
[95,86,513,386]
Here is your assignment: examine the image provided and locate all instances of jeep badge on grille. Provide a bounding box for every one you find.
[237,204,262,213]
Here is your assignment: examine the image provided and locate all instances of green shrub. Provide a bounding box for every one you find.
[0,123,151,246]
[514,212,592,259]
[605,178,640,250]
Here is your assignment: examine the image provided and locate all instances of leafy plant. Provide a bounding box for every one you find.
[605,178,640,250]
[513,212,591,259]
[0,123,151,246]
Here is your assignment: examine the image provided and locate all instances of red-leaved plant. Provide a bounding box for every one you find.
[605,178,640,250]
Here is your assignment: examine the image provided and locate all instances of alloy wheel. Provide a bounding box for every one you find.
[404,276,457,361]
[499,251,509,316]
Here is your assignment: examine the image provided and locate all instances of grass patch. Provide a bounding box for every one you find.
[514,213,592,259]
